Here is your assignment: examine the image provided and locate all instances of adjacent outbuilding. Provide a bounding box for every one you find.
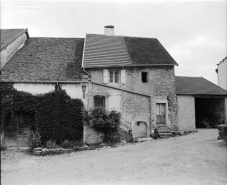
[176,76,227,131]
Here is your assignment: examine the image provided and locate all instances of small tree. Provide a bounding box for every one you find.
[83,107,121,142]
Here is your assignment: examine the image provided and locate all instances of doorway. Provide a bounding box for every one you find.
[4,112,34,147]
[132,121,147,138]
[156,103,166,124]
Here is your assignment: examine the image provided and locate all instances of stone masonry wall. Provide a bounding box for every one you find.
[87,66,178,127]
[84,66,178,142]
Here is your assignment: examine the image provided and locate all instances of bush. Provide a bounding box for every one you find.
[83,107,121,143]
[1,144,7,151]
[217,124,227,140]
[45,139,58,149]
[30,131,41,150]
[61,140,74,149]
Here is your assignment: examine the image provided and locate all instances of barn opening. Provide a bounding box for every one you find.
[195,97,225,128]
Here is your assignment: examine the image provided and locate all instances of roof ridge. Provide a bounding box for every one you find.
[120,37,133,64]
[86,33,158,40]
[0,28,25,31]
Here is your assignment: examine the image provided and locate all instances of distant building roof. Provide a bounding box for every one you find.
[83,34,178,68]
[0,37,85,81]
[0,29,28,51]
[176,76,227,96]
[217,57,227,66]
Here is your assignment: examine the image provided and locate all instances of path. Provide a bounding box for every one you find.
[1,129,227,185]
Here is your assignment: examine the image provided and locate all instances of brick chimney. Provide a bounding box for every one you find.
[104,25,114,36]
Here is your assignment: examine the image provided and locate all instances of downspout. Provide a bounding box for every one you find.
[150,96,152,136]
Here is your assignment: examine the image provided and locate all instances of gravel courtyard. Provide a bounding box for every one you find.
[1,129,227,185]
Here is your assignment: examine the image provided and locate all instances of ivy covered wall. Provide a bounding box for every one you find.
[0,83,84,146]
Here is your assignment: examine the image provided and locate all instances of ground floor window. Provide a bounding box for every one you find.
[94,96,105,107]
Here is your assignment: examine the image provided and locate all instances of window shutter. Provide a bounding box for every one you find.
[103,69,109,83]
[121,70,126,84]
[108,95,122,112]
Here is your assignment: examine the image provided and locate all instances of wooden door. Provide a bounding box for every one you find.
[17,114,30,147]
[156,103,166,124]
[4,112,30,147]
[5,114,18,147]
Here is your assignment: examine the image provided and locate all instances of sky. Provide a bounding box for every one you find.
[0,0,226,84]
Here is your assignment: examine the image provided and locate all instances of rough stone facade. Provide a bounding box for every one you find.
[83,66,178,143]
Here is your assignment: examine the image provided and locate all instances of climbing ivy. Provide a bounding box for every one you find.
[0,83,84,145]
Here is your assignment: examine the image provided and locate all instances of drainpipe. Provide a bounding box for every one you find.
[150,96,152,136]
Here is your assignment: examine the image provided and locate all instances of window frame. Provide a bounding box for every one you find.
[109,70,120,83]
[94,95,105,108]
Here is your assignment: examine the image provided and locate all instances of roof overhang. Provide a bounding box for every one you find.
[177,94,227,98]
[83,64,176,69]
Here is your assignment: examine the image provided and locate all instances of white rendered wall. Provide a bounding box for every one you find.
[177,95,196,131]
[13,83,87,105]
[218,59,227,90]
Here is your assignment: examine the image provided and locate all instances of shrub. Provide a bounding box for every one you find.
[217,124,227,140]
[0,144,7,151]
[83,107,121,143]
[61,140,74,149]
[45,139,58,149]
[30,131,41,150]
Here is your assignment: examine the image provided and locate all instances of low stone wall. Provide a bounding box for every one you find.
[83,124,104,145]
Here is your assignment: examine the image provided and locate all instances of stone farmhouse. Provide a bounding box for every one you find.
[1,26,226,147]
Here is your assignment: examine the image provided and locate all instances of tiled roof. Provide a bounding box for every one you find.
[0,37,85,81]
[176,76,227,95]
[83,34,177,68]
[124,36,177,65]
[1,29,27,50]
[83,34,131,67]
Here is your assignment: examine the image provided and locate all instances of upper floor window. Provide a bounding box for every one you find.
[142,72,148,83]
[109,70,120,83]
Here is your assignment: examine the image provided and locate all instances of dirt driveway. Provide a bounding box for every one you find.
[1,129,227,185]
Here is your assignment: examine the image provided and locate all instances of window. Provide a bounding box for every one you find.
[94,96,105,107]
[109,70,120,83]
[142,72,148,83]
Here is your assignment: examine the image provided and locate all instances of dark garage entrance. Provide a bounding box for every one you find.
[195,98,225,128]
